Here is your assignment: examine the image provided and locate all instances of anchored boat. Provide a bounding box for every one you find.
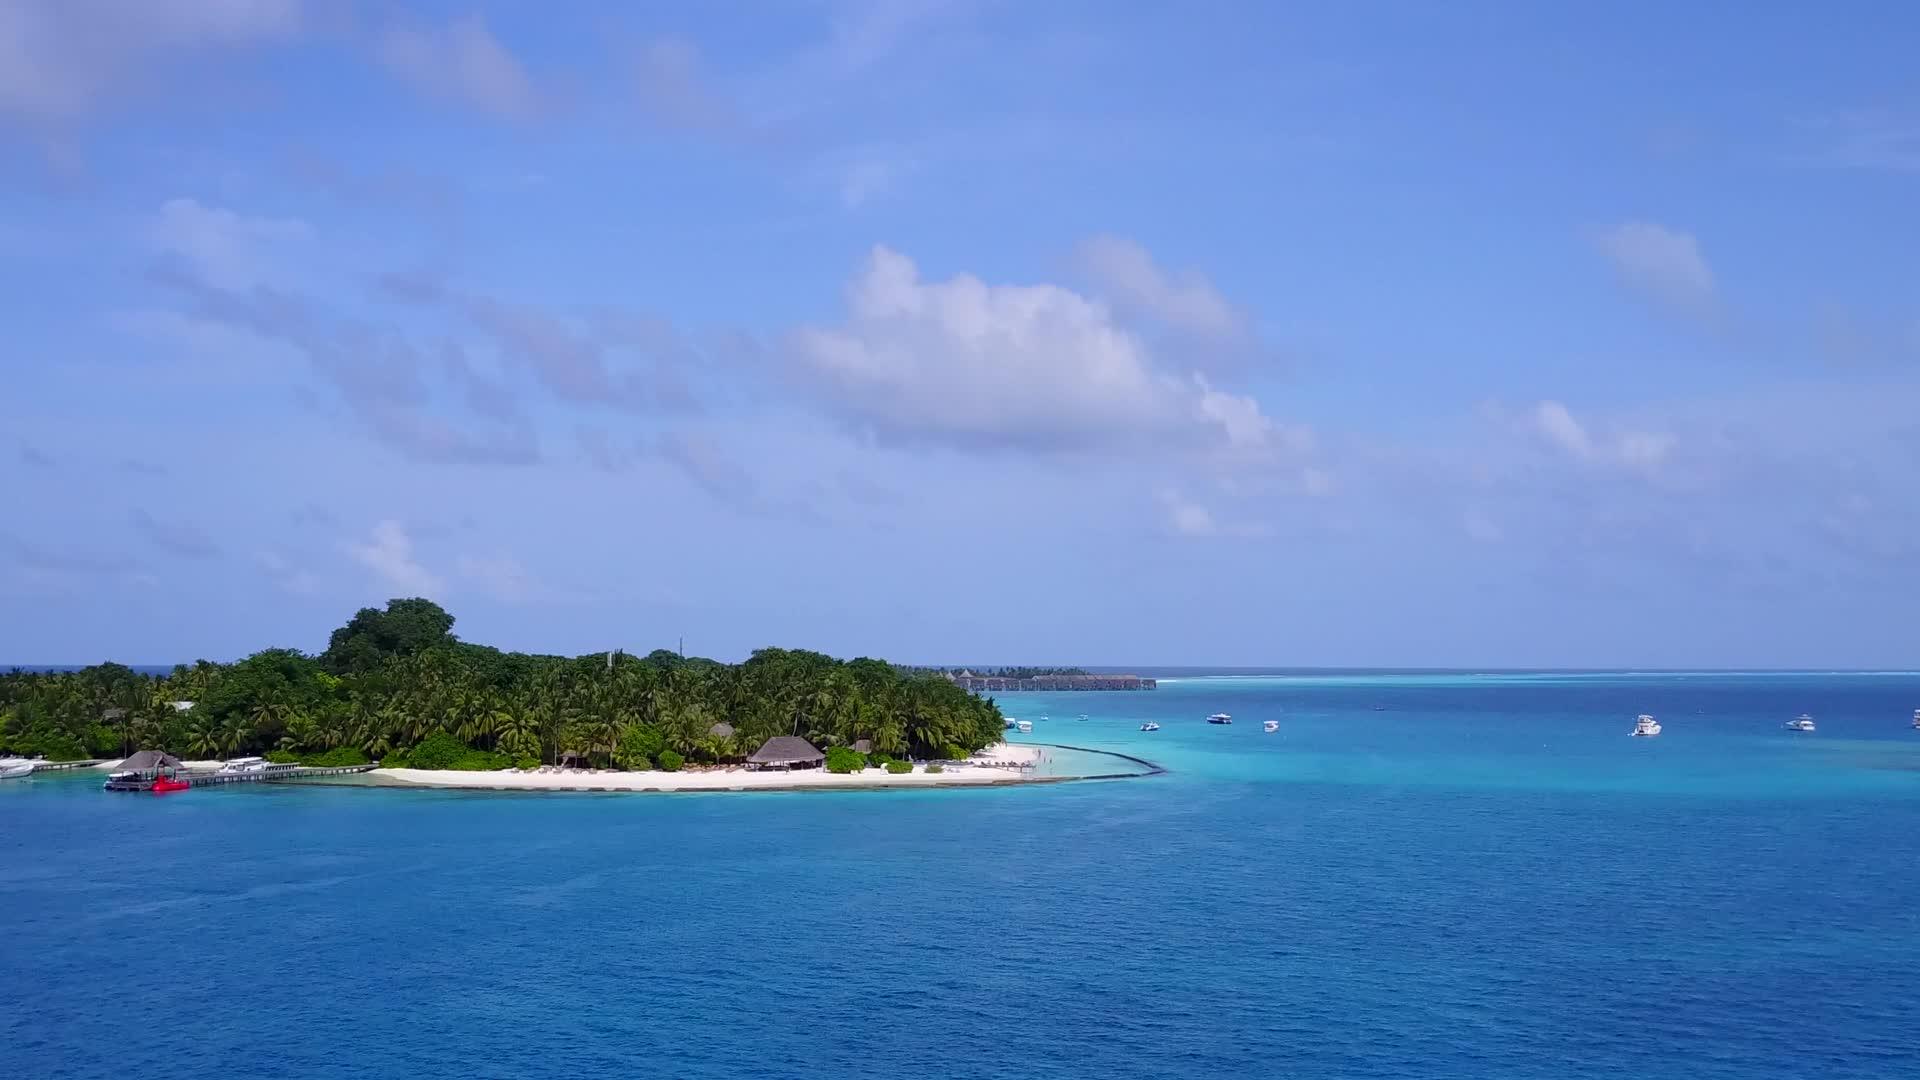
[1631,714,1661,737]
[1784,714,1816,733]
[1207,713,1232,725]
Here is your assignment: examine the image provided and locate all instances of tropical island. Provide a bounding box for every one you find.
[0,599,1055,790]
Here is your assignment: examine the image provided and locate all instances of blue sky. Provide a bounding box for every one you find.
[3,1,1917,668]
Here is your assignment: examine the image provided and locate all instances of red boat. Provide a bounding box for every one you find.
[150,775,191,793]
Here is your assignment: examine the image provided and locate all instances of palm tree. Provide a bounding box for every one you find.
[184,716,220,759]
[220,715,250,758]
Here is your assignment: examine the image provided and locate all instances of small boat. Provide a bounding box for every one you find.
[1263,720,1279,733]
[1631,714,1661,737]
[1207,713,1232,725]
[1784,714,1816,733]
[1371,705,1386,712]
[1911,709,1918,730]
[0,757,40,780]
[216,756,269,775]
[1004,718,1019,730]
[1077,713,1089,721]
[1015,720,1033,734]
[1139,722,1160,732]
[150,775,191,793]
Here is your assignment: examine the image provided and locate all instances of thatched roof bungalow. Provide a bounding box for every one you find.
[112,750,183,775]
[746,736,824,771]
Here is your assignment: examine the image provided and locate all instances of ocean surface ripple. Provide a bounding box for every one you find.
[4,672,1919,1078]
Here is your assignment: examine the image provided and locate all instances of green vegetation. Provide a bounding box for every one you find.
[0,600,1007,773]
[825,746,865,774]
[404,732,469,770]
[924,763,944,774]
[884,760,913,774]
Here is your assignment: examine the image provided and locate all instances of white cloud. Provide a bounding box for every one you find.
[1528,400,1676,473]
[376,15,540,120]
[790,245,1282,453]
[1163,493,1217,537]
[148,197,311,291]
[1532,400,1593,458]
[836,152,909,208]
[1076,234,1245,339]
[343,520,443,597]
[1155,490,1280,539]
[455,554,536,604]
[257,551,319,596]
[0,0,303,122]
[1593,222,1715,311]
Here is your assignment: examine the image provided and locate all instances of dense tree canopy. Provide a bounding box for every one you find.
[321,598,457,675]
[1,601,1007,769]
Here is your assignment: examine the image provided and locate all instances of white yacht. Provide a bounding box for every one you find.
[1263,720,1279,733]
[1139,722,1160,732]
[1631,714,1662,737]
[0,756,41,780]
[1784,714,1816,733]
[1207,713,1233,725]
[217,756,269,774]
[1015,720,1033,734]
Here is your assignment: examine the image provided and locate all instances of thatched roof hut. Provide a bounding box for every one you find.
[709,722,735,739]
[746,736,824,771]
[114,750,183,774]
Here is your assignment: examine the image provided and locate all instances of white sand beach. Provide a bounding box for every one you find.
[375,742,1047,792]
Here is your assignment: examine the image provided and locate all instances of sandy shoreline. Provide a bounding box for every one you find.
[373,742,1050,793]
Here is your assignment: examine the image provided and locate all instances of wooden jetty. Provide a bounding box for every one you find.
[103,764,377,792]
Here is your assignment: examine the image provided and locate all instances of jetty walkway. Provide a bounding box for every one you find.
[103,764,377,791]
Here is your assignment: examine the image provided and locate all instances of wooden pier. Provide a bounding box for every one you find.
[103,764,377,791]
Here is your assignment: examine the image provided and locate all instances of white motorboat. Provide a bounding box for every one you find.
[1784,714,1816,733]
[1077,713,1089,721]
[1631,714,1661,737]
[217,756,270,774]
[1139,722,1160,732]
[1015,720,1033,734]
[1263,720,1279,733]
[1004,718,1019,730]
[1207,713,1232,725]
[0,757,39,779]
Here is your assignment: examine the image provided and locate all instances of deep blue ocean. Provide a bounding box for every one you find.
[6,673,1920,1079]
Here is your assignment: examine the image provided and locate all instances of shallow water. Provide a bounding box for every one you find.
[5,673,1918,1079]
